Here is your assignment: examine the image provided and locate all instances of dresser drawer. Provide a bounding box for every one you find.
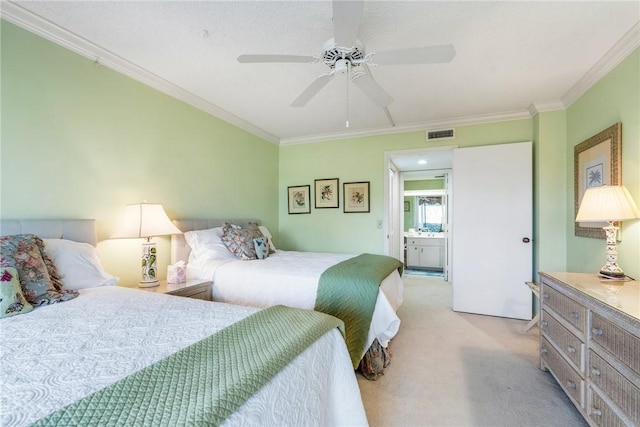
[588,387,627,427]
[541,337,584,407]
[590,313,640,377]
[541,282,587,334]
[589,350,640,426]
[541,310,584,371]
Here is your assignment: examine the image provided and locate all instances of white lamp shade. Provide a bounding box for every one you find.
[112,203,183,238]
[576,185,639,222]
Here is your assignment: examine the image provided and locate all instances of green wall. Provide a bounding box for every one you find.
[404,179,444,191]
[566,50,640,279]
[533,110,568,276]
[1,22,279,285]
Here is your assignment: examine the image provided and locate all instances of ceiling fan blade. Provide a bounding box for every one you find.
[237,54,316,63]
[351,71,393,107]
[383,106,396,127]
[291,74,334,107]
[332,0,364,47]
[372,45,456,65]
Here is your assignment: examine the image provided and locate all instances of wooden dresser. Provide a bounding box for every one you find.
[539,272,639,427]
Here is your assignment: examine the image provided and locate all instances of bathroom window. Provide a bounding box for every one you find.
[416,196,443,231]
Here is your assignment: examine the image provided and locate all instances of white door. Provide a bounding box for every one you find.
[443,174,451,281]
[452,141,532,320]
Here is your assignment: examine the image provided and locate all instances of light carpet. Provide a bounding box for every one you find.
[357,275,587,427]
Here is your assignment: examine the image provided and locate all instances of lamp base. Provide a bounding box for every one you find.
[599,223,625,279]
[139,240,159,286]
[599,269,625,279]
[138,280,159,288]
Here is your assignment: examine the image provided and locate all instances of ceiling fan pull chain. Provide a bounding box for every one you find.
[346,61,350,128]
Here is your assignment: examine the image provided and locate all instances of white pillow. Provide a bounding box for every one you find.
[258,225,277,252]
[44,239,119,290]
[184,227,236,263]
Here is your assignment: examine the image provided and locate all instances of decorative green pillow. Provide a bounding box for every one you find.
[0,234,78,306]
[0,267,33,318]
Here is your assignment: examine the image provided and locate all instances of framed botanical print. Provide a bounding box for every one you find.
[315,178,339,208]
[574,122,621,238]
[344,181,370,213]
[287,185,311,214]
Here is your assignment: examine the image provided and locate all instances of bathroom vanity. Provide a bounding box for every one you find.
[405,234,444,270]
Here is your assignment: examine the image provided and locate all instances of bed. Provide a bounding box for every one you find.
[171,219,404,377]
[0,219,367,426]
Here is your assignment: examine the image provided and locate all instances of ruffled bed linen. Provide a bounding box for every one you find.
[0,286,367,427]
[187,250,404,360]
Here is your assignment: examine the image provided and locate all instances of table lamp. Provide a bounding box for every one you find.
[575,185,639,278]
[112,202,183,287]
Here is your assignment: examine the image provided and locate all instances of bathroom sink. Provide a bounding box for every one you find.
[405,232,444,238]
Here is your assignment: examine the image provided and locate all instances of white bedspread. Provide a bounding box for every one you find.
[188,250,404,358]
[0,287,367,427]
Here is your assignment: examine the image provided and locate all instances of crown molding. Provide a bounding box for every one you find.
[528,100,566,116]
[0,2,280,145]
[562,21,640,108]
[280,110,532,145]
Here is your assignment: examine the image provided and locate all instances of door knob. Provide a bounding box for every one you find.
[522,237,531,243]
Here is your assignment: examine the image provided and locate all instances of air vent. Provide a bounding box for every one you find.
[426,128,455,141]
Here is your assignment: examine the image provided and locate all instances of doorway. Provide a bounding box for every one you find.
[383,146,455,281]
[385,142,533,321]
[403,188,448,277]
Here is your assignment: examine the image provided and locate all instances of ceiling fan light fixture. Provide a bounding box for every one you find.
[322,38,364,69]
[335,59,350,74]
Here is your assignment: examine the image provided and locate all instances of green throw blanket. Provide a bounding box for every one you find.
[315,253,403,368]
[35,305,343,427]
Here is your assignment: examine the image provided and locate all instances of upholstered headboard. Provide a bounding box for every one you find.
[171,219,261,264]
[0,219,97,246]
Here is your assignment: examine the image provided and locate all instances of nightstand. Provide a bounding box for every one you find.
[137,279,213,301]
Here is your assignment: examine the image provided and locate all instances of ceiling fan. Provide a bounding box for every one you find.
[237,0,455,123]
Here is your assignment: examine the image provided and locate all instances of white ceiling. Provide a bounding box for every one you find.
[3,1,639,153]
[392,148,453,176]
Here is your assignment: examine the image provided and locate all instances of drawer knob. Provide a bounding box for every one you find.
[592,328,604,336]
[591,368,601,377]
[543,293,549,299]
[541,348,548,354]
[567,346,576,354]
[592,408,602,417]
[541,320,548,327]
[566,380,576,390]
[570,312,580,320]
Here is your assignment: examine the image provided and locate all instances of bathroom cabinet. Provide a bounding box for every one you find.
[406,236,444,269]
